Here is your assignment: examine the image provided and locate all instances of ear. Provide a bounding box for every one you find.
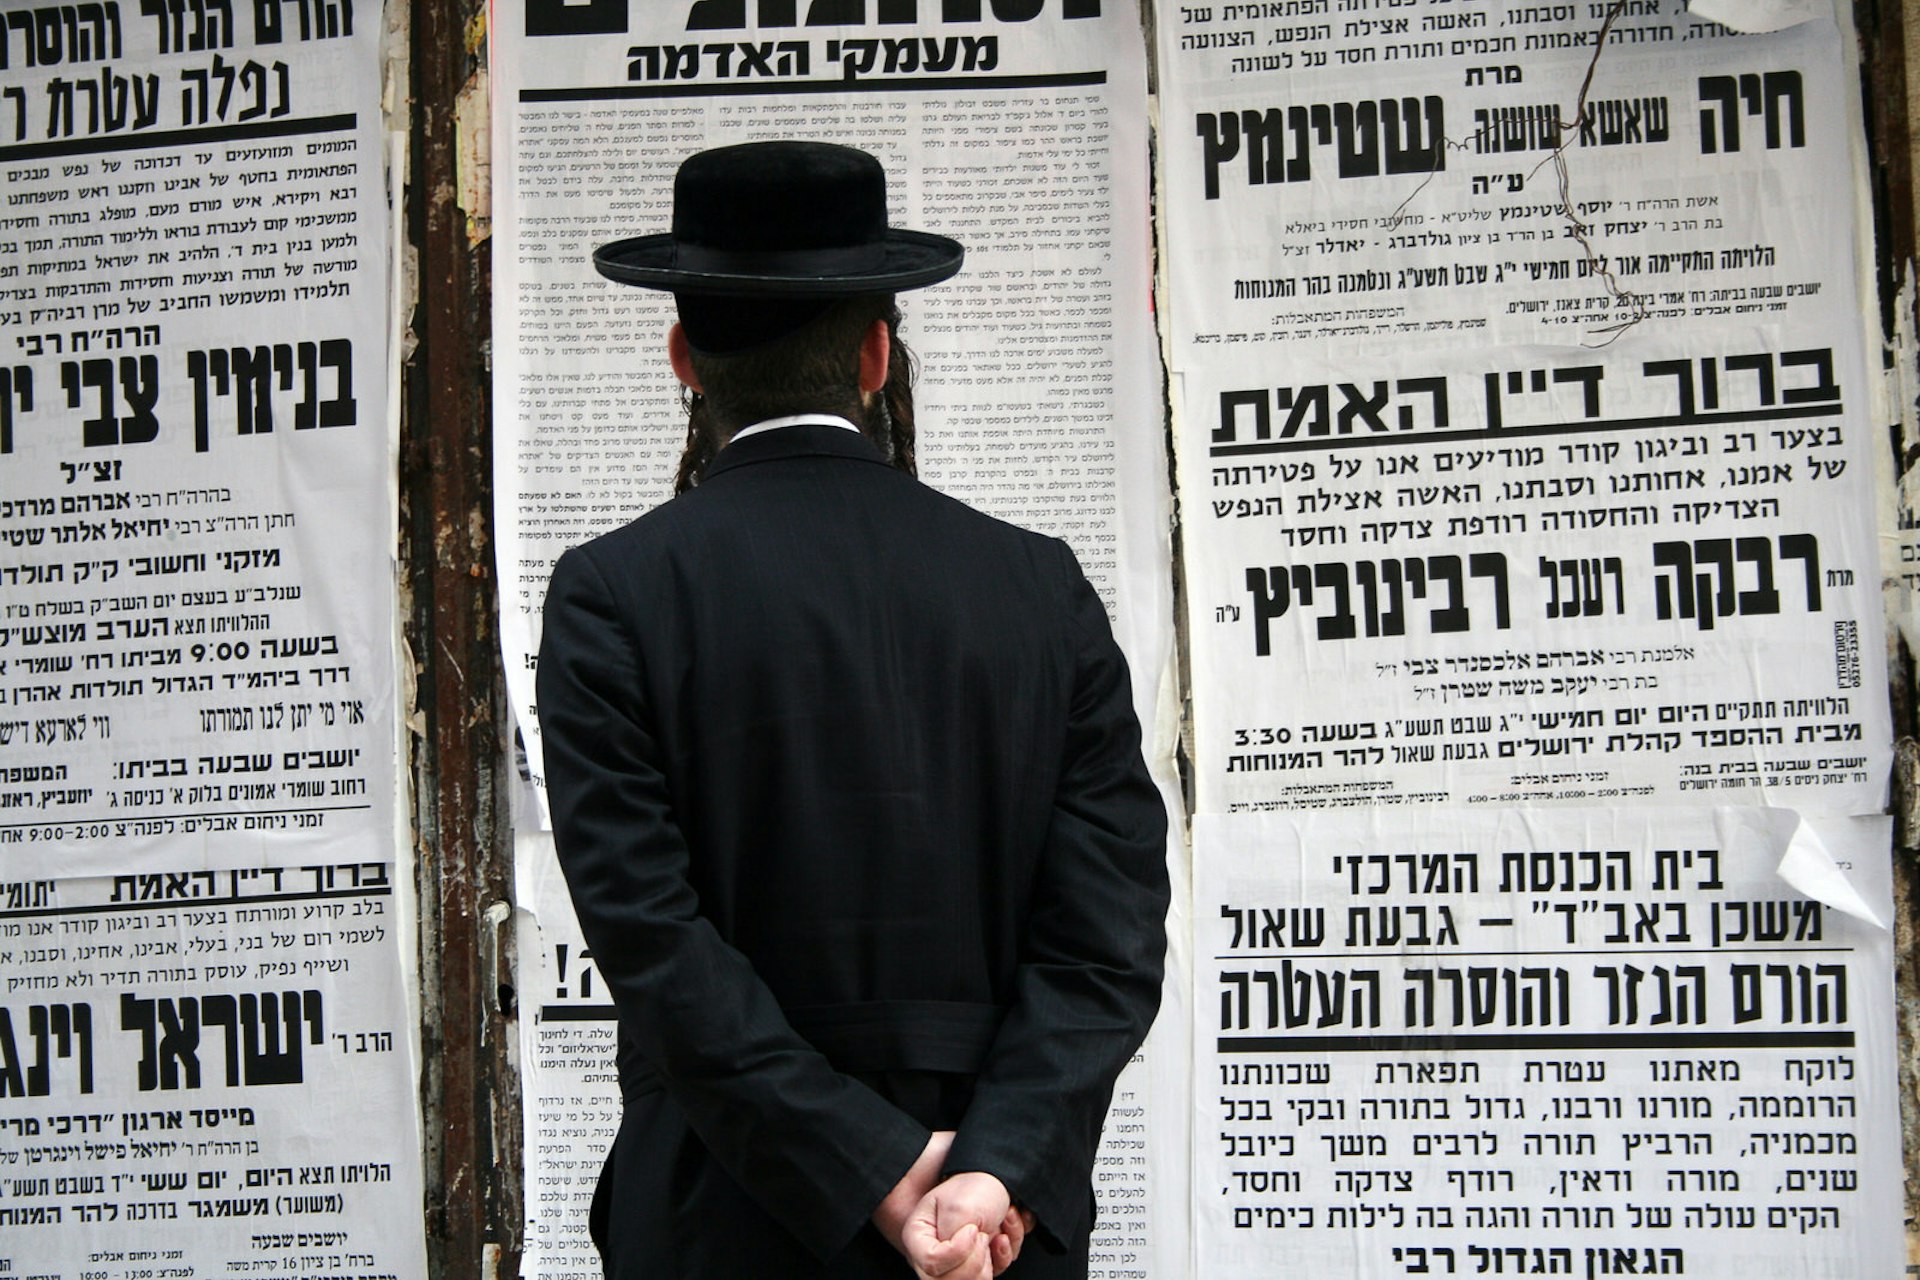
[668,322,703,392]
[856,318,890,396]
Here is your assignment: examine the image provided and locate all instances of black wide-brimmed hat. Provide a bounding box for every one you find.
[593,141,964,298]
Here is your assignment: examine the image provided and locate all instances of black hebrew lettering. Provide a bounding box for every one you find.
[1641,348,1838,416]
[60,355,158,447]
[1577,96,1671,147]
[1730,962,1846,1024]
[139,0,234,53]
[0,3,124,71]
[121,989,323,1089]
[627,40,813,80]
[251,0,352,43]
[1220,903,1326,949]
[686,0,1097,27]
[0,1003,94,1097]
[1215,377,1447,444]
[1480,365,1603,430]
[178,53,291,126]
[1219,962,1382,1030]
[1595,963,1707,1025]
[39,65,161,138]
[1194,96,1443,199]
[1711,898,1821,947]
[827,34,995,78]
[187,339,355,452]
[1538,555,1624,619]
[0,365,31,455]
[1651,533,1820,631]
[1244,553,1509,651]
[1337,851,1479,895]
[1401,965,1570,1028]
[526,0,624,35]
[1698,70,1804,154]
[1344,903,1458,946]
[1470,102,1559,153]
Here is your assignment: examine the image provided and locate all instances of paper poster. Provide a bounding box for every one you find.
[494,6,1183,1276]
[515,832,619,1279]
[1159,1,1891,815]
[1193,808,1900,1279]
[489,0,1171,805]
[0,863,427,1279]
[0,0,398,874]
[516,826,1178,1280]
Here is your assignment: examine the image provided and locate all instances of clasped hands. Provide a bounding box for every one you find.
[872,1130,1035,1280]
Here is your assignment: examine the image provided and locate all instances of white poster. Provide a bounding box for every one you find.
[1160,2,1891,815]
[515,831,619,1280]
[494,4,1184,1277]
[489,0,1172,807]
[1193,808,1900,1279]
[0,0,398,874]
[0,863,426,1278]
[516,829,1180,1280]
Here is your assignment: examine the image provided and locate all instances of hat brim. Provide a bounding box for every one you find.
[593,228,964,295]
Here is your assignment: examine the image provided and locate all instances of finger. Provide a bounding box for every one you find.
[999,1206,1027,1255]
[964,1234,994,1280]
[915,1222,980,1278]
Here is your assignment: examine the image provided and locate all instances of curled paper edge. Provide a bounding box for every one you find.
[1772,810,1888,931]
[1687,0,1822,33]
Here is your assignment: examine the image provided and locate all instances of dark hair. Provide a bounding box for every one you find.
[672,295,918,494]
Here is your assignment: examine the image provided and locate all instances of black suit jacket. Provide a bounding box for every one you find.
[537,424,1169,1278]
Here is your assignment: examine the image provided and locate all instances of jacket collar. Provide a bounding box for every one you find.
[703,421,889,481]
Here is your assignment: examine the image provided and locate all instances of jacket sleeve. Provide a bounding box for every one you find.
[943,541,1172,1247]
[536,545,929,1261]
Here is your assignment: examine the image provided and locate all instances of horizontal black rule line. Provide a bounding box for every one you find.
[0,804,373,831]
[0,884,391,920]
[521,70,1106,101]
[541,1004,618,1021]
[1218,1030,1856,1053]
[0,113,357,162]
[1213,947,1856,959]
[1207,401,1843,457]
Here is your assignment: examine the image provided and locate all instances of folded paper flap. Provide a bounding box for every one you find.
[1768,810,1888,931]
[1688,0,1824,33]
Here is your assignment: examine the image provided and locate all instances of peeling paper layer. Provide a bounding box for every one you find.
[1738,807,1890,930]
[1689,0,1823,33]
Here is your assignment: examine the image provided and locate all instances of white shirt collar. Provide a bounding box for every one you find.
[728,414,862,444]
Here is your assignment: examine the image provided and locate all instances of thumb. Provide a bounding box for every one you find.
[910,1221,980,1278]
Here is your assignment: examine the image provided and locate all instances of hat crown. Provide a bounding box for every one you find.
[672,141,888,256]
[590,138,962,307]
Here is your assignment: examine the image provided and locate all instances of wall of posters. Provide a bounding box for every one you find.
[486,1,1906,1276]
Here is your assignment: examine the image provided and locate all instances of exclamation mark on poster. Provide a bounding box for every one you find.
[556,944,597,1000]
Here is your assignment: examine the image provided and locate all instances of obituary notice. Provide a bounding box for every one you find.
[0,863,427,1279]
[1159,2,1891,816]
[492,6,1182,1277]
[0,0,398,875]
[491,0,1171,798]
[1194,809,1900,1280]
